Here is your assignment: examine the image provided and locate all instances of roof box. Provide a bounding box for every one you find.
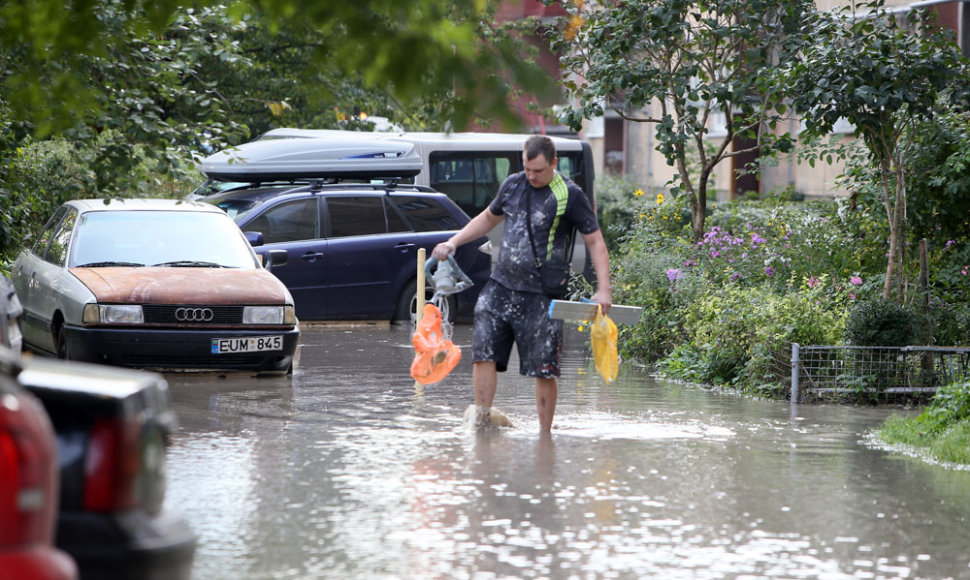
[200,136,422,181]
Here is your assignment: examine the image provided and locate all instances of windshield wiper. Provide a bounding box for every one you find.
[76,261,145,268]
[152,260,226,268]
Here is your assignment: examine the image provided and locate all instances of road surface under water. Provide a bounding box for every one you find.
[166,324,970,580]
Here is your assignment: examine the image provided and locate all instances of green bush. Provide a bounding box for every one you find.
[0,137,95,268]
[594,174,690,252]
[928,299,970,346]
[612,245,702,363]
[659,282,845,392]
[843,298,931,347]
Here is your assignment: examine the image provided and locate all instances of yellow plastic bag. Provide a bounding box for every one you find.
[410,303,461,385]
[591,304,618,384]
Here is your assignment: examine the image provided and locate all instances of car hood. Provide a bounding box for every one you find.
[70,267,290,304]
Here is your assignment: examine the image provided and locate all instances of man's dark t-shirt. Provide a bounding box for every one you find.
[488,171,599,294]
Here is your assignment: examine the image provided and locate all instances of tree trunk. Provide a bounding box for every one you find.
[882,160,906,301]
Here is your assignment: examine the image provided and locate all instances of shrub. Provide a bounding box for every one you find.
[0,137,95,268]
[612,246,702,363]
[928,299,970,346]
[843,298,931,347]
[660,282,846,392]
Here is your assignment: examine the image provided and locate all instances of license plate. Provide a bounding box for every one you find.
[211,336,283,354]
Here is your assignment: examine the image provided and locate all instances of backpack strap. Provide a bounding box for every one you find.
[547,173,569,257]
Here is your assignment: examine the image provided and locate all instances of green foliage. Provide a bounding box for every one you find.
[612,247,703,364]
[927,300,970,347]
[843,298,930,347]
[0,0,547,137]
[660,283,845,390]
[549,0,811,240]
[879,380,970,465]
[594,173,645,252]
[783,0,970,298]
[905,111,970,244]
[0,136,93,266]
[594,174,690,252]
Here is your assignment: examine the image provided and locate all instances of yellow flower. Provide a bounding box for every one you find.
[656,193,664,205]
[634,188,644,197]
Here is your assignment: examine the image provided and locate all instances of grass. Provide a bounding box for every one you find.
[878,381,970,466]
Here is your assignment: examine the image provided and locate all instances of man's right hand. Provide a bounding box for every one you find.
[432,239,456,261]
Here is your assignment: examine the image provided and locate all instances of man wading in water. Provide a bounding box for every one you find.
[431,135,611,432]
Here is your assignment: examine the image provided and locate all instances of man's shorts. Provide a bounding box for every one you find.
[472,280,564,378]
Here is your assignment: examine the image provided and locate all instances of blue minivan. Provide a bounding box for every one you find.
[201,183,490,322]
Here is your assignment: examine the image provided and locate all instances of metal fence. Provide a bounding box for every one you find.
[787,344,970,403]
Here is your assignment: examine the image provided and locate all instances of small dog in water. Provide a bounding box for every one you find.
[463,404,512,430]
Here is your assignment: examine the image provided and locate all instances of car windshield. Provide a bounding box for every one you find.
[213,198,261,220]
[69,210,259,269]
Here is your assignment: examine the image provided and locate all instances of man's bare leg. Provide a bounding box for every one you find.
[473,361,498,427]
[535,377,558,432]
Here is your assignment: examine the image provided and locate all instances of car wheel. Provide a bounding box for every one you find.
[394,283,455,324]
[55,327,71,361]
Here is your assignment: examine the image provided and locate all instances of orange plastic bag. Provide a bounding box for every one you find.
[591,304,618,384]
[410,303,461,385]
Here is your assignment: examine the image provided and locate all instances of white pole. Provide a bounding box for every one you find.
[416,248,426,325]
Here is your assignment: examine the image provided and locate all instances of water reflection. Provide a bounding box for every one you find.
[166,324,970,579]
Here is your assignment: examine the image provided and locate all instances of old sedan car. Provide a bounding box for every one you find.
[0,347,79,580]
[11,199,299,374]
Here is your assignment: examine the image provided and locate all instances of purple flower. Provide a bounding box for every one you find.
[666,268,683,282]
[807,276,820,288]
[849,276,862,286]
[945,240,955,249]
[765,266,775,276]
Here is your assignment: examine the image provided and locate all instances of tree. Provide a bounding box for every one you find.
[785,0,970,300]
[547,0,810,241]
[0,0,553,137]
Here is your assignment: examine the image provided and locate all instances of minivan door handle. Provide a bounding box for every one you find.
[394,242,415,252]
[300,252,325,261]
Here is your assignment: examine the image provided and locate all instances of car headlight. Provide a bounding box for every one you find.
[83,304,144,324]
[243,306,290,325]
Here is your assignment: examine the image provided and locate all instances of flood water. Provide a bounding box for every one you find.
[166,324,970,580]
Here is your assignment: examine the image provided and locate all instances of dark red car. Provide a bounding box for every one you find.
[0,347,78,580]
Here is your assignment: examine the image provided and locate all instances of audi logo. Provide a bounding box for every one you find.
[175,307,214,322]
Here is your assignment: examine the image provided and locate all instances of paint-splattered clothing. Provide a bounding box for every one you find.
[472,171,599,378]
[488,171,598,294]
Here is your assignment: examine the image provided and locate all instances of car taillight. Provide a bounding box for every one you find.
[0,391,59,546]
[83,416,167,513]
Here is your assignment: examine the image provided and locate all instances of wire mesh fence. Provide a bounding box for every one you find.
[779,344,970,404]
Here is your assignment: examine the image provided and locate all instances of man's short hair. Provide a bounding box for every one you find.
[524,135,556,163]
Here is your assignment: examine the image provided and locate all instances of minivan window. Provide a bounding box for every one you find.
[246,199,318,243]
[392,196,462,232]
[326,197,399,237]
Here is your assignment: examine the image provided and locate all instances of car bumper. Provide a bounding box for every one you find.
[56,507,196,580]
[62,325,299,373]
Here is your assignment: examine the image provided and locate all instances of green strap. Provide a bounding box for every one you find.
[547,173,569,257]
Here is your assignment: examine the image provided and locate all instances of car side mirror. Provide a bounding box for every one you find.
[264,249,288,269]
[245,231,264,247]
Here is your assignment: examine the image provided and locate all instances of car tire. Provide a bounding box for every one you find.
[394,283,455,324]
[55,327,71,361]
